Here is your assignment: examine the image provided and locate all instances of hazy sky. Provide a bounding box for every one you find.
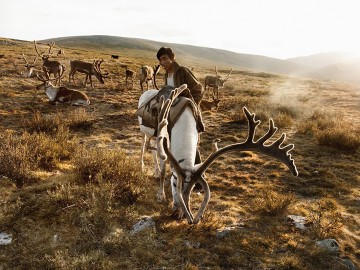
[1,0,360,59]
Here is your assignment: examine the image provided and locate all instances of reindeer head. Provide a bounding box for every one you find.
[214,66,233,88]
[34,40,55,61]
[21,53,38,77]
[93,59,108,84]
[36,66,65,90]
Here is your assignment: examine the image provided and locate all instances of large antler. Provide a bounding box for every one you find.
[156,85,212,224]
[47,42,55,55]
[36,65,66,82]
[192,107,298,180]
[94,59,109,78]
[157,84,188,160]
[22,53,37,67]
[153,65,160,90]
[34,40,45,58]
[156,84,200,224]
[166,106,297,224]
[225,68,233,80]
[161,138,211,224]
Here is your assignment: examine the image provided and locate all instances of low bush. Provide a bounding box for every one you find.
[74,147,150,204]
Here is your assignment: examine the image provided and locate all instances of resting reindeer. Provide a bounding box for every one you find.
[204,66,232,100]
[137,85,298,224]
[34,41,64,85]
[69,59,109,88]
[200,98,221,111]
[139,65,160,92]
[36,68,90,106]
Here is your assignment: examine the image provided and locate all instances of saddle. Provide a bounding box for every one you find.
[135,86,205,135]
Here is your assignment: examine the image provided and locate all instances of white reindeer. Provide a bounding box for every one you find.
[138,85,298,224]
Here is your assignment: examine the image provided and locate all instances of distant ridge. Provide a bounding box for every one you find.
[41,35,360,84]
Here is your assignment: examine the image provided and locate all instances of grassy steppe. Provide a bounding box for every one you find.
[0,38,359,269]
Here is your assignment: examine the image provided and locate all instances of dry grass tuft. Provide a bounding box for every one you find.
[74,147,150,204]
[0,128,76,186]
[307,198,344,240]
[251,185,295,216]
[297,110,360,150]
[23,109,95,133]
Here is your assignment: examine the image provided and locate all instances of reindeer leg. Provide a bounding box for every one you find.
[151,141,161,178]
[84,75,88,86]
[140,133,147,171]
[89,75,93,88]
[157,158,166,202]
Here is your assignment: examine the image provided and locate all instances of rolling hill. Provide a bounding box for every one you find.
[41,35,360,83]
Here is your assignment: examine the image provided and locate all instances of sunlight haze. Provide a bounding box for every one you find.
[1,0,360,59]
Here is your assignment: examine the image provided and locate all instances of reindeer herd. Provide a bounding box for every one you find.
[19,41,298,224]
[21,41,233,109]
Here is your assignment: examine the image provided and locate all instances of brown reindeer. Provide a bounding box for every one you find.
[69,59,108,88]
[34,41,64,85]
[125,69,136,89]
[200,98,221,111]
[204,66,232,100]
[36,67,90,106]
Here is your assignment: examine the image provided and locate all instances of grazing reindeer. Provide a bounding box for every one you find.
[34,41,64,85]
[139,65,160,92]
[69,59,109,88]
[21,53,46,78]
[204,66,233,100]
[36,68,90,106]
[200,98,221,111]
[125,69,136,89]
[138,86,298,224]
